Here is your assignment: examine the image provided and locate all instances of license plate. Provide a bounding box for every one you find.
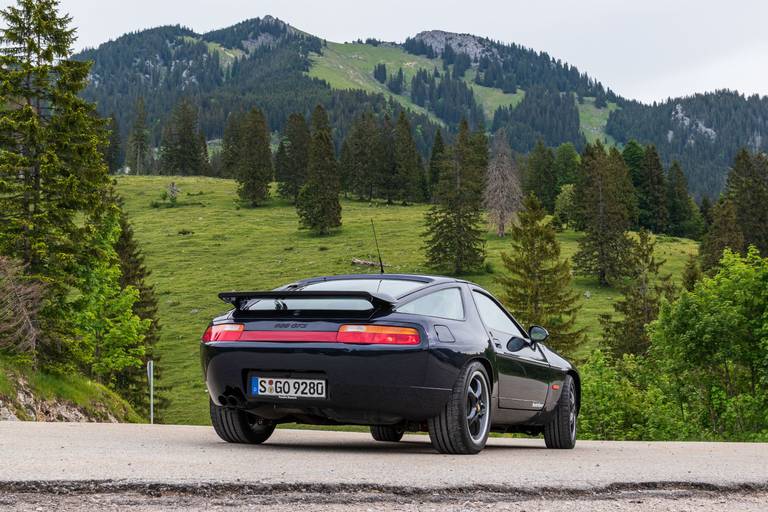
[250,376,326,399]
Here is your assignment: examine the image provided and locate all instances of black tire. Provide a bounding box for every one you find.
[428,361,491,455]
[370,425,405,442]
[544,375,577,449]
[210,399,276,444]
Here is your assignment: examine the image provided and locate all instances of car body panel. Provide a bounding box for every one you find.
[201,274,578,431]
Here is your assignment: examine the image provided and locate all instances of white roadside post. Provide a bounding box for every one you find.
[147,359,154,425]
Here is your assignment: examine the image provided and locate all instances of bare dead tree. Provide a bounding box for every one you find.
[484,129,522,237]
[0,257,44,354]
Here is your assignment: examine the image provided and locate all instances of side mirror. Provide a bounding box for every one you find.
[529,325,549,343]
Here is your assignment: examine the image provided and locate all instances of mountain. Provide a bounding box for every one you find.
[75,16,768,199]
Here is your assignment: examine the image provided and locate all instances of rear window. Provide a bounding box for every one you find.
[397,288,464,320]
[301,279,424,297]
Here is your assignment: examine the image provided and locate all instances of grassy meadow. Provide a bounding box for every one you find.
[116,176,698,425]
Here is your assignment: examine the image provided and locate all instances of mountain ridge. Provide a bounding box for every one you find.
[75,15,767,198]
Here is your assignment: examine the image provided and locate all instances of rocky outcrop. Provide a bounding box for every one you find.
[0,377,117,423]
[411,30,496,61]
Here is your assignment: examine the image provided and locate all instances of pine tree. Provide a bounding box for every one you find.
[497,194,584,356]
[235,108,273,206]
[699,198,745,271]
[376,114,398,203]
[666,161,697,237]
[105,114,122,174]
[296,105,341,234]
[484,129,522,237]
[573,142,635,286]
[277,112,310,203]
[159,98,207,175]
[126,97,151,175]
[681,253,702,291]
[600,230,676,357]
[387,67,405,94]
[342,111,380,200]
[726,148,768,254]
[373,62,387,83]
[221,111,244,179]
[699,195,713,230]
[622,139,645,190]
[424,119,486,273]
[637,145,668,232]
[428,129,446,200]
[523,140,556,212]
[393,111,423,203]
[553,142,580,188]
[114,199,161,414]
[0,0,113,364]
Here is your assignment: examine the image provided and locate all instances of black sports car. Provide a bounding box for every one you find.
[201,274,580,454]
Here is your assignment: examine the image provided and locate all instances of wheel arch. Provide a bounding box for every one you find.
[467,356,494,392]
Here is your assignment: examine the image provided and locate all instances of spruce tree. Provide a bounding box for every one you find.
[376,114,398,203]
[600,230,676,358]
[681,253,702,291]
[484,129,522,237]
[393,111,423,203]
[553,142,580,188]
[726,148,768,254]
[159,98,207,175]
[342,111,380,200]
[666,161,696,237]
[105,114,122,174]
[621,139,645,190]
[114,199,162,414]
[699,195,713,230]
[700,198,745,271]
[573,142,635,286]
[126,97,150,175]
[277,112,310,203]
[235,108,273,206]
[296,105,341,234]
[221,111,244,179]
[497,194,584,356]
[637,145,668,232]
[523,140,556,212]
[424,119,486,273]
[428,129,446,199]
[0,0,114,364]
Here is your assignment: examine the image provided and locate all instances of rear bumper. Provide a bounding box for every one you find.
[201,342,457,424]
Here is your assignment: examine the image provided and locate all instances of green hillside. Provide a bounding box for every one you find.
[115,176,698,425]
[309,41,615,142]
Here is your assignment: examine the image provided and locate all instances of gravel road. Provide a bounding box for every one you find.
[1,422,766,510]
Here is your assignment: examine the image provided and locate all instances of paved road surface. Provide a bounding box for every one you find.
[1,422,766,510]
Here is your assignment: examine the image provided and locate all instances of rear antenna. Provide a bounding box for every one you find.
[371,219,385,274]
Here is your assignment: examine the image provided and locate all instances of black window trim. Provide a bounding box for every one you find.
[469,287,529,338]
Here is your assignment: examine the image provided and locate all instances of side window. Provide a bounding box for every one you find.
[397,288,464,320]
[472,292,524,337]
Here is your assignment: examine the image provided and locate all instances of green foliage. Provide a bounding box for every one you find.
[428,130,446,198]
[726,148,768,255]
[648,248,768,441]
[159,98,210,176]
[682,253,702,291]
[126,97,153,175]
[636,145,668,232]
[296,105,341,234]
[666,161,699,238]
[71,203,149,386]
[553,184,577,231]
[105,115,123,174]
[523,140,556,212]
[276,113,310,203]
[424,120,487,274]
[234,108,273,206]
[699,198,744,271]
[600,230,676,358]
[393,111,424,203]
[621,140,645,191]
[553,142,580,189]
[497,194,584,356]
[573,142,636,286]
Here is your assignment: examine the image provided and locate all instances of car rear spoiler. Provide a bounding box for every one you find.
[218,290,396,312]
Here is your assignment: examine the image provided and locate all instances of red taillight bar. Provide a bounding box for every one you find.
[202,324,420,345]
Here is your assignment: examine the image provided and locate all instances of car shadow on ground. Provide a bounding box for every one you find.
[210,438,549,454]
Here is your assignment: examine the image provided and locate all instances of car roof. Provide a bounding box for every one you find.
[291,273,460,287]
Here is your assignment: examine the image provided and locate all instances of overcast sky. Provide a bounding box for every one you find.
[3,0,766,103]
